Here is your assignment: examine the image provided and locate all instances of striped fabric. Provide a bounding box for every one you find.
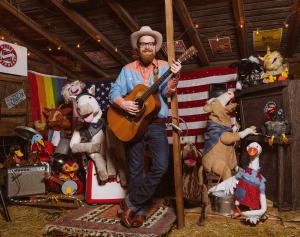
[28,70,67,122]
[167,67,237,150]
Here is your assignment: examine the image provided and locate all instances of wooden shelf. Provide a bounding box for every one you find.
[239,80,289,97]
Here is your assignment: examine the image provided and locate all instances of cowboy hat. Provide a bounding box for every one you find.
[131,26,163,52]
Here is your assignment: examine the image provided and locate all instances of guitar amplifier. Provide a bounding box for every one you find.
[6,165,47,198]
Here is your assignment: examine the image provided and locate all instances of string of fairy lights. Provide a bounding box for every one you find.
[0,8,298,58]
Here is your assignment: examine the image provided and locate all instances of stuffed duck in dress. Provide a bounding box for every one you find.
[209,142,267,225]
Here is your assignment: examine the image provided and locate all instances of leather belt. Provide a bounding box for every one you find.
[152,117,169,124]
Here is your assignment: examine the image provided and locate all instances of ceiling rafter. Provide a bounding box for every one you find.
[50,0,130,65]
[105,0,166,59]
[286,0,300,57]
[105,0,139,33]
[232,0,249,58]
[0,0,109,78]
[173,0,209,66]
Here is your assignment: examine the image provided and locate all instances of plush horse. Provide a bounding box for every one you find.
[209,142,267,225]
[202,91,257,180]
[61,80,86,126]
[70,86,115,183]
[43,105,72,146]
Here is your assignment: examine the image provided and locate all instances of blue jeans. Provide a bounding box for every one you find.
[125,123,169,214]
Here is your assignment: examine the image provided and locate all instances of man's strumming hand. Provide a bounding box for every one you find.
[120,100,140,115]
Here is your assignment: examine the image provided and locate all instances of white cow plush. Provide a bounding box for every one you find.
[70,85,112,183]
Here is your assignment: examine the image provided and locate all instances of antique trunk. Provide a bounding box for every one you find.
[238,80,300,210]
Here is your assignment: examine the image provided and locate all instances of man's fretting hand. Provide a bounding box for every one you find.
[120,100,140,115]
[170,59,182,74]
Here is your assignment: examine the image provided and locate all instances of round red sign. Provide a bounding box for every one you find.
[0,44,17,67]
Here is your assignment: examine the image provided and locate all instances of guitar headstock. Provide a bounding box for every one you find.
[177,46,198,64]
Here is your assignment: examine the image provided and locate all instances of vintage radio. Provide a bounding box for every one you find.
[6,165,46,198]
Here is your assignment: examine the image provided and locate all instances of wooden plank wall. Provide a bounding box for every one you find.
[0,73,29,136]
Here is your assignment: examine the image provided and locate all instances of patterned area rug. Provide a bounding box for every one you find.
[44,204,176,237]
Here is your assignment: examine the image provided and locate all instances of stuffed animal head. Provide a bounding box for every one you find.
[182,142,202,167]
[75,85,102,123]
[9,145,23,158]
[247,142,262,158]
[43,105,72,129]
[204,91,237,127]
[259,47,284,72]
[62,160,79,178]
[61,80,86,103]
[264,101,277,121]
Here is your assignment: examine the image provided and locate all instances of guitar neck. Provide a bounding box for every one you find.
[135,46,197,104]
[139,69,172,102]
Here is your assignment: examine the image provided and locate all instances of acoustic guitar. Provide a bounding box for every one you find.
[107,46,198,142]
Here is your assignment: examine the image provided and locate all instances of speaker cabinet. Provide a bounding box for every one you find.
[6,165,46,198]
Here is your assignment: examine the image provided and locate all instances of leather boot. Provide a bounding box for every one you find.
[119,200,134,228]
[131,214,146,228]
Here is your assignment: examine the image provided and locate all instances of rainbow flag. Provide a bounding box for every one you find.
[28,71,67,122]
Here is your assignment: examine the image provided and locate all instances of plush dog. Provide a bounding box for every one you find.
[182,142,208,226]
[202,91,257,180]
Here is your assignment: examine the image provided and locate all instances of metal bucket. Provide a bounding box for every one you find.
[210,190,234,216]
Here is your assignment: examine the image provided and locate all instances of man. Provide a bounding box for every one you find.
[109,26,182,228]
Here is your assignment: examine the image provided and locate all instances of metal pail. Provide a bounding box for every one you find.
[210,190,234,216]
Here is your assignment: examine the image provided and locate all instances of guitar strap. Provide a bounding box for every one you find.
[153,63,159,82]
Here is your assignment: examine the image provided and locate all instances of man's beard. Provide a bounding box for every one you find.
[139,49,155,66]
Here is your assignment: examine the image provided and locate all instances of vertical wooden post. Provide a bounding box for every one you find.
[165,0,185,229]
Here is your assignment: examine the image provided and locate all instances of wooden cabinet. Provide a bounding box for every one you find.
[238,80,300,210]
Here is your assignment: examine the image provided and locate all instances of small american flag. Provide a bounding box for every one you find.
[84,80,114,112]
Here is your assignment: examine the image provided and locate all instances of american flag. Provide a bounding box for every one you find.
[166,67,237,150]
[85,67,237,151]
[84,80,114,112]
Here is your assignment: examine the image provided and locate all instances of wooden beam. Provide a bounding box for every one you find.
[64,0,88,3]
[106,0,166,59]
[173,0,209,65]
[0,0,109,78]
[232,0,249,58]
[50,0,130,65]
[165,0,185,230]
[105,0,139,32]
[286,0,300,57]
